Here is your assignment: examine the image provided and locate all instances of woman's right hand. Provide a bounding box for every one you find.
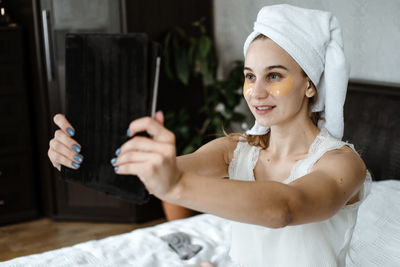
[48,114,83,171]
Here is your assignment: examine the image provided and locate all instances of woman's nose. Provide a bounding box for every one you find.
[252,80,269,99]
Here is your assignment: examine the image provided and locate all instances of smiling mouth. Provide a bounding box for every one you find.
[255,105,276,110]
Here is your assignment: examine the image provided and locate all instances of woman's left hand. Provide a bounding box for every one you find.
[112,111,182,200]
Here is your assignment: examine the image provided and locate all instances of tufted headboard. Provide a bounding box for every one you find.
[343,82,400,181]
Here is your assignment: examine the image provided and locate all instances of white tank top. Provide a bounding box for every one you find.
[228,127,372,267]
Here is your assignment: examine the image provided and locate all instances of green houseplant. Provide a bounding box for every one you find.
[163,18,246,156]
[161,19,246,221]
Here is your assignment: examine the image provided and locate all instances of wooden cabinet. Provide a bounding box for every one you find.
[0,26,164,224]
[35,0,165,223]
[0,27,39,225]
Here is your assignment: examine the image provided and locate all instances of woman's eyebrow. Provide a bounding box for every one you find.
[243,65,288,72]
[265,65,288,71]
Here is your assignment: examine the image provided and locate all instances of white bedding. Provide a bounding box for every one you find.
[2,180,400,267]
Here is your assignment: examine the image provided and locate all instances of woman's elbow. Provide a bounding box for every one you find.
[262,203,293,229]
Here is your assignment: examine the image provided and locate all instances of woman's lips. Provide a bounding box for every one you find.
[255,105,276,115]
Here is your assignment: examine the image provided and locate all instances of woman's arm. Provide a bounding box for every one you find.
[166,136,238,220]
[176,136,238,178]
[168,145,366,228]
[114,113,366,228]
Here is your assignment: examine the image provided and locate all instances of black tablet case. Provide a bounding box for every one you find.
[61,33,160,204]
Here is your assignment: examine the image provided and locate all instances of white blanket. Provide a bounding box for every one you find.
[2,180,400,267]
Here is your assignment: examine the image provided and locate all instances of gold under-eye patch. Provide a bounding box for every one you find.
[268,74,293,96]
[243,74,293,97]
[243,79,254,97]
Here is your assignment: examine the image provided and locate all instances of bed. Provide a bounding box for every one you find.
[2,82,400,267]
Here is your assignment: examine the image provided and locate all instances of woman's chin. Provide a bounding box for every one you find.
[254,117,274,127]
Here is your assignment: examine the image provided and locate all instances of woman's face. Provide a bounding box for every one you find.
[243,37,314,127]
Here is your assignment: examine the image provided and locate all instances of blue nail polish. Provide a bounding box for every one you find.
[115,148,121,156]
[72,144,81,153]
[72,162,80,169]
[74,154,83,163]
[114,166,119,172]
[110,158,117,165]
[127,129,130,137]
[67,127,75,137]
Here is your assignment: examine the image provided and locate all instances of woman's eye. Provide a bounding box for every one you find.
[269,73,281,80]
[245,74,255,81]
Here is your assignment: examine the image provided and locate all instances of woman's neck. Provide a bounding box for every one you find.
[268,116,320,159]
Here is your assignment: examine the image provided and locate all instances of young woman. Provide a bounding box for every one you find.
[48,4,371,267]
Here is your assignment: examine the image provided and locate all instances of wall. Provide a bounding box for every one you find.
[213,0,400,85]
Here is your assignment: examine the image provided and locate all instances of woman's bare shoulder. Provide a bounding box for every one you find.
[311,144,367,184]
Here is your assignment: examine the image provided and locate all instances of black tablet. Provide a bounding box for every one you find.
[61,33,161,204]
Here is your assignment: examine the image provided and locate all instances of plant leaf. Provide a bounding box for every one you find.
[198,36,211,58]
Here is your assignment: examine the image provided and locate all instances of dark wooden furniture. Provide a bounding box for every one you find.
[0,26,39,225]
[0,0,213,225]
